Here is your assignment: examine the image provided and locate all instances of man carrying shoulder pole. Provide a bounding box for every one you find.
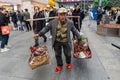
[34,7,81,73]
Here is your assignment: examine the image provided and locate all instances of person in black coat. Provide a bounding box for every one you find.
[72,3,85,39]
[17,10,24,24]
[96,6,103,25]
[11,10,18,29]
[116,16,120,24]
[0,8,10,52]
[5,11,10,25]
[33,8,47,47]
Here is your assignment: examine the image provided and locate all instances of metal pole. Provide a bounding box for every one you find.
[111,43,120,49]
[84,0,85,11]
[99,0,102,6]
[78,16,80,30]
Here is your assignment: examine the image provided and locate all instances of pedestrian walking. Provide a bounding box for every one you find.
[96,6,103,25]
[33,7,47,47]
[17,10,24,24]
[115,9,120,22]
[11,10,18,30]
[44,9,49,22]
[104,9,111,24]
[72,3,85,39]
[34,7,81,73]
[5,11,10,25]
[23,9,32,31]
[88,9,93,26]
[0,8,10,52]
[116,15,120,24]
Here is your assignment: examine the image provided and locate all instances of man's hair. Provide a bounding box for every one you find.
[74,3,79,7]
[25,9,28,12]
[0,7,4,11]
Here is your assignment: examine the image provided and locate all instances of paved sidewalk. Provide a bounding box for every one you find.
[82,17,120,80]
[0,17,119,80]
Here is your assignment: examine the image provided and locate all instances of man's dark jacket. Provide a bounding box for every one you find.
[0,12,6,35]
[72,8,85,25]
[33,11,45,33]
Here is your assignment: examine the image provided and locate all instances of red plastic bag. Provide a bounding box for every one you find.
[1,26,11,35]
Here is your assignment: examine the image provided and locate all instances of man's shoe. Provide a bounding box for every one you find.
[44,38,47,42]
[66,64,72,69]
[13,28,18,30]
[1,48,9,52]
[55,66,62,73]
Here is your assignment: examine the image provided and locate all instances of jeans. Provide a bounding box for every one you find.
[13,22,18,28]
[1,34,9,48]
[24,21,32,31]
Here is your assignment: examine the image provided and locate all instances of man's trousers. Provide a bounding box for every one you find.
[53,41,71,66]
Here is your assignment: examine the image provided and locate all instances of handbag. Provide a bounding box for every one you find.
[1,26,11,35]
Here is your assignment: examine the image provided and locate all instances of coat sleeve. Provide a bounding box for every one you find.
[40,13,46,28]
[38,21,52,36]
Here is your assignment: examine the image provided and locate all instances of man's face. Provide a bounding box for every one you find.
[98,7,101,10]
[58,13,66,22]
[74,6,79,10]
[0,9,5,14]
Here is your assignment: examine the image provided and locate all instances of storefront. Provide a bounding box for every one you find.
[0,2,13,11]
[0,0,22,11]
[32,1,47,11]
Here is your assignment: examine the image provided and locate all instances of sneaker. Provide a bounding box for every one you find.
[1,48,9,52]
[55,66,62,73]
[13,28,18,30]
[49,36,52,39]
[66,64,72,69]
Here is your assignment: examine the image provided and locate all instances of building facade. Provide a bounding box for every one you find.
[0,0,22,11]
[22,0,48,18]
[55,0,93,9]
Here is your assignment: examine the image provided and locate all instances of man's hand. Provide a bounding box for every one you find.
[34,34,39,39]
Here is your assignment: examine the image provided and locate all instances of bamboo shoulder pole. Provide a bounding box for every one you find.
[27,16,80,21]
[27,16,80,30]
